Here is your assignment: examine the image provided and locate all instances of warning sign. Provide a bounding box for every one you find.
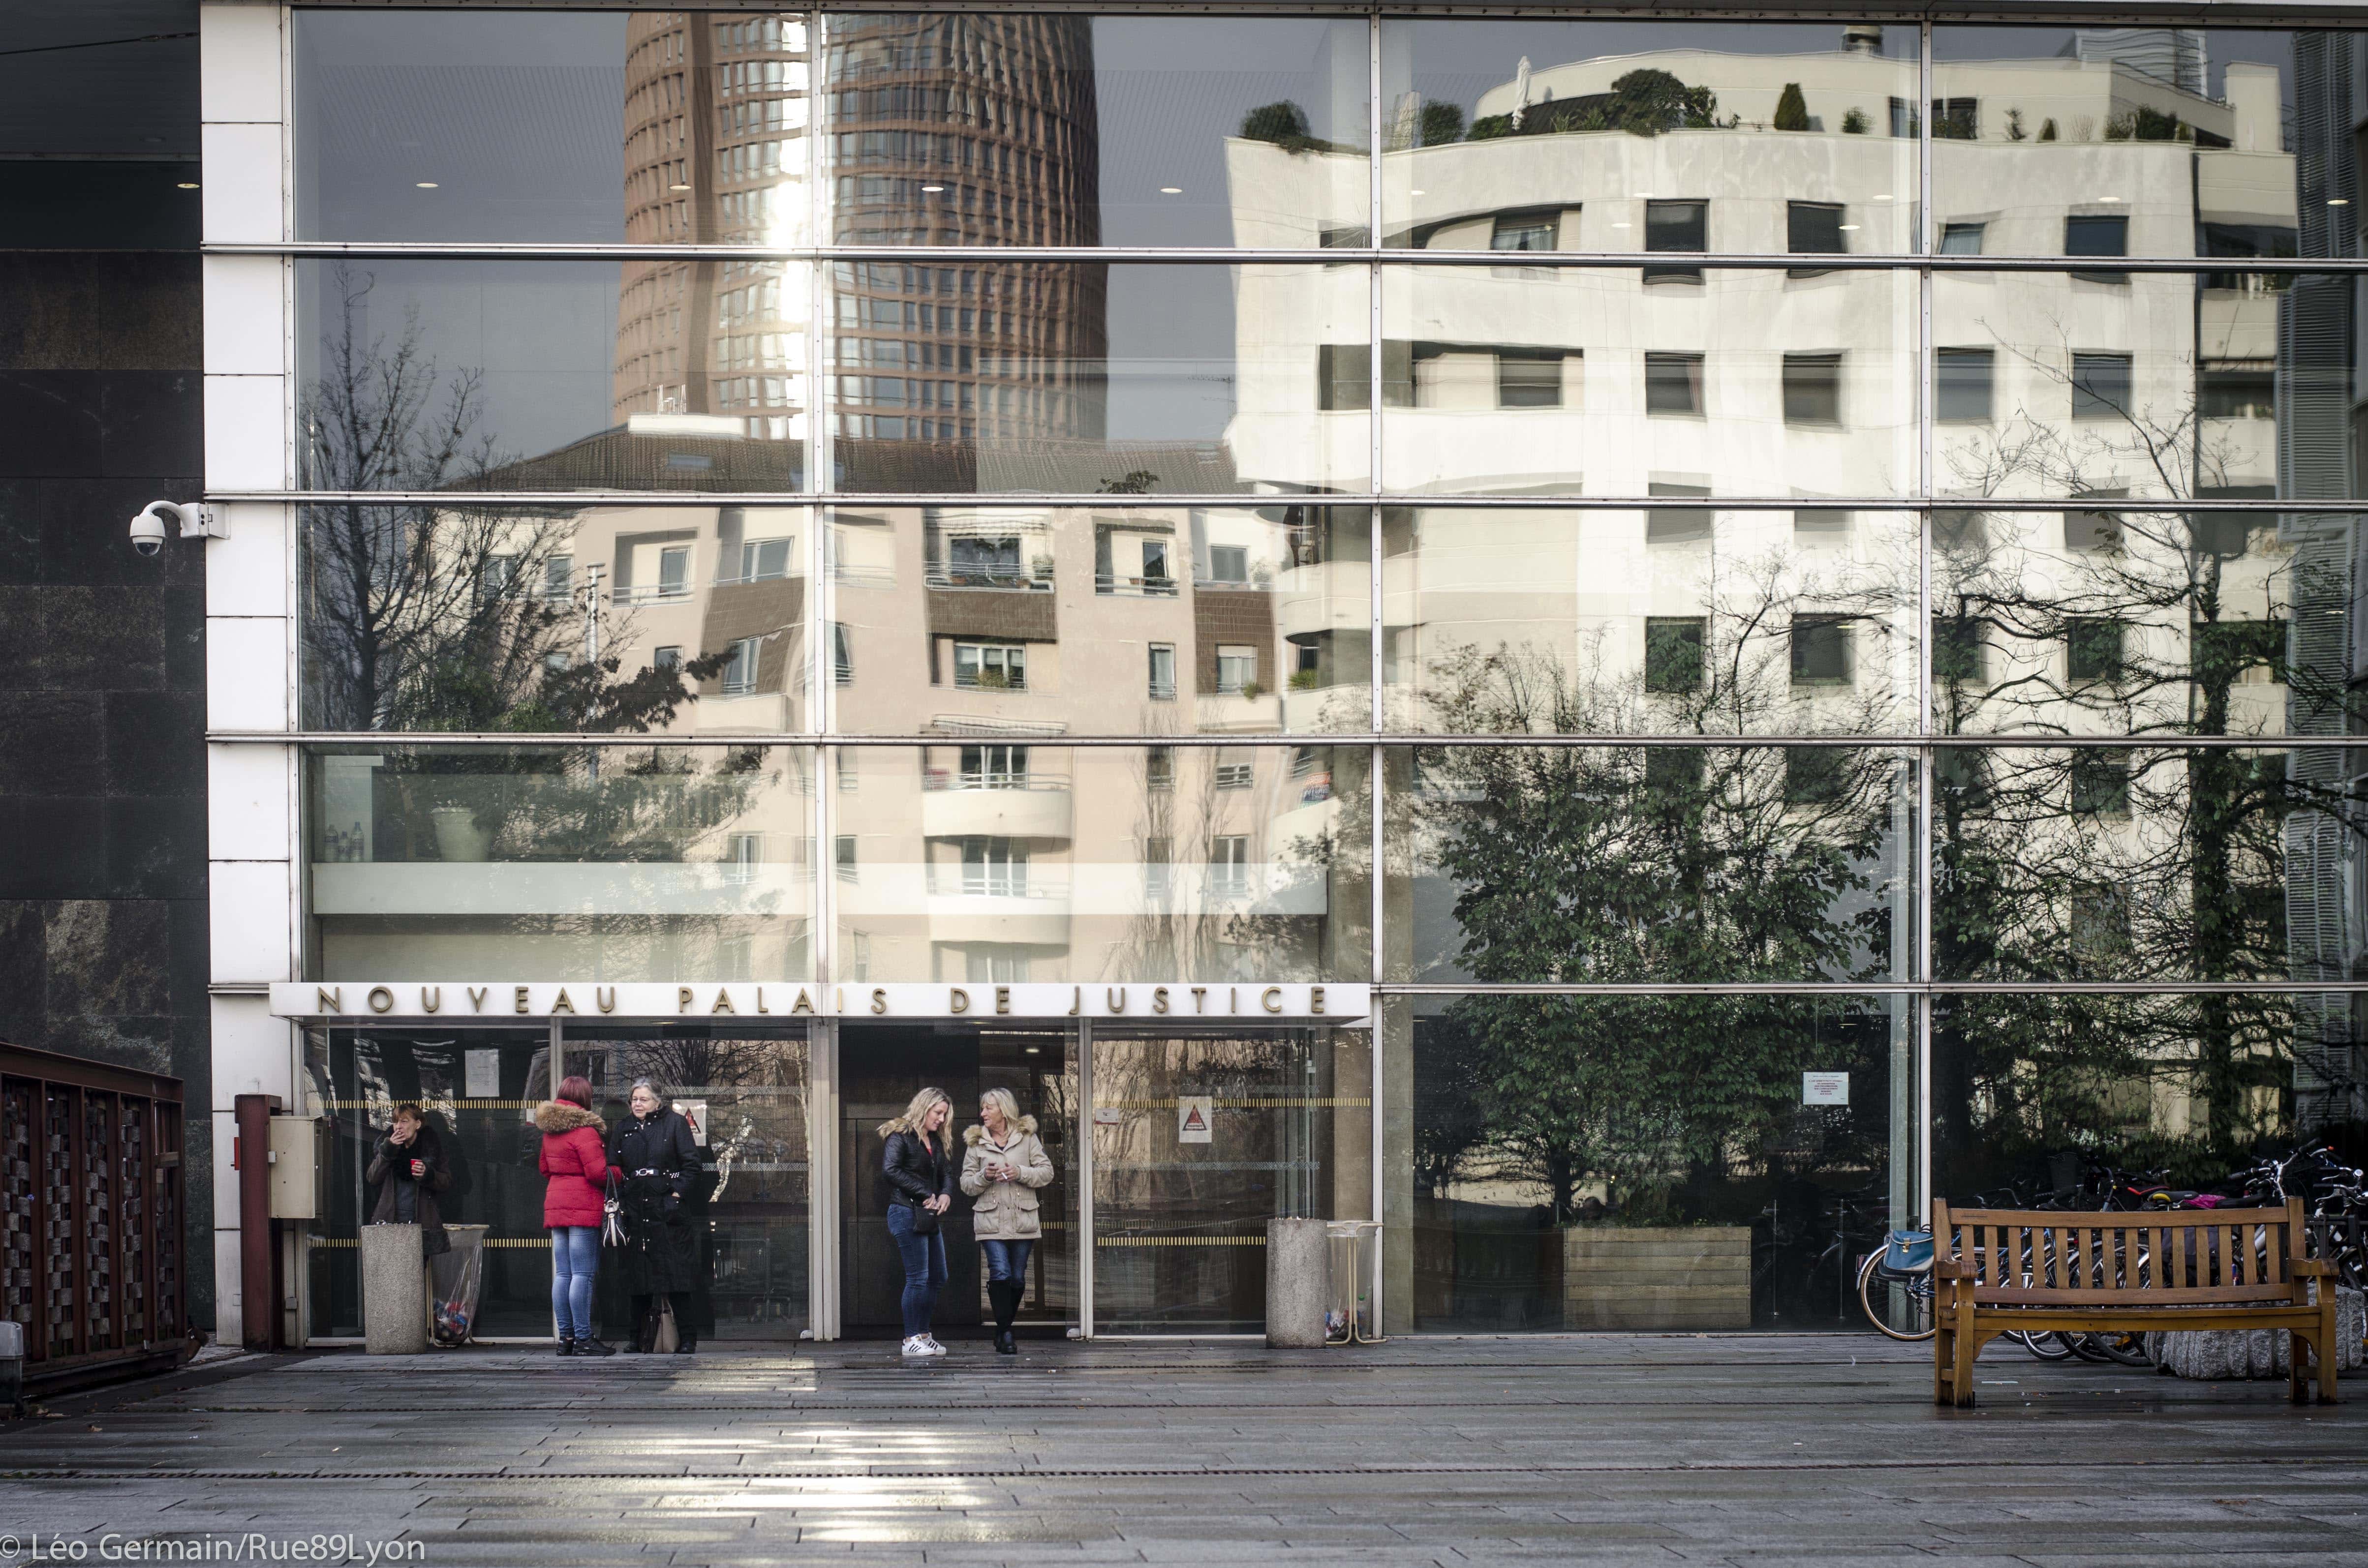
[675,1098,709,1146]
[1801,1072,1848,1107]
[1176,1095,1213,1144]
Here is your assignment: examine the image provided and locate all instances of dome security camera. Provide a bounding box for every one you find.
[128,500,225,557]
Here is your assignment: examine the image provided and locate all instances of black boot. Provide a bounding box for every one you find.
[575,1334,617,1357]
[556,1335,578,1357]
[990,1283,1018,1354]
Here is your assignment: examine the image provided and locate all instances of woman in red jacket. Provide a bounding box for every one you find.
[536,1075,617,1357]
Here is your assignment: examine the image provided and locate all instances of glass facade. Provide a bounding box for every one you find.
[260,10,2368,1339]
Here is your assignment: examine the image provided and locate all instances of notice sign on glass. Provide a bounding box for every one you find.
[464,1049,500,1099]
[1802,1072,1849,1106]
[1177,1095,1214,1144]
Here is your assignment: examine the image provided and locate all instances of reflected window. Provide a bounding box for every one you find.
[2067,492,2127,552]
[832,623,853,686]
[1782,746,1847,805]
[2069,755,2131,818]
[1148,644,1177,701]
[542,556,575,602]
[2066,214,2129,284]
[1146,746,1175,790]
[654,645,683,671]
[722,636,761,695]
[1790,615,1853,686]
[1144,837,1173,901]
[1936,348,1994,422]
[835,835,857,882]
[1938,222,1986,256]
[2066,619,2126,683]
[1643,617,1706,693]
[1645,353,1704,416]
[1206,544,1246,585]
[960,836,1028,897]
[738,537,793,583]
[1644,200,1706,283]
[1646,483,1712,544]
[1643,747,1705,796]
[1215,761,1255,790]
[1782,353,1843,425]
[1934,615,1987,685]
[1788,201,1846,255]
[1216,646,1259,696]
[2070,353,2133,419]
[1491,210,1560,252]
[1932,96,1978,140]
[729,832,763,885]
[1209,835,1250,897]
[1933,746,1990,806]
[959,745,1027,787]
[1497,350,1565,409]
[953,641,1026,690]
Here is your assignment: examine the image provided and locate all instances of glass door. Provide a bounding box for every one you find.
[562,1025,811,1341]
[1089,1026,1344,1333]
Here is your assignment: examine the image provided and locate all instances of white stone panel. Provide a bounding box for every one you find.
[210,861,296,986]
[201,3,284,125]
[203,255,285,377]
[206,503,291,617]
[206,614,290,731]
[200,121,285,244]
[204,373,286,491]
[210,743,293,863]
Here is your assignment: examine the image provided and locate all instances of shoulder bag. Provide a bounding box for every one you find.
[601,1171,628,1248]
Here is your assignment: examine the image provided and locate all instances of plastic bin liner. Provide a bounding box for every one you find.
[430,1224,488,1348]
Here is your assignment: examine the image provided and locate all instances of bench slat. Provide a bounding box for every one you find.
[1976,1283,2295,1306]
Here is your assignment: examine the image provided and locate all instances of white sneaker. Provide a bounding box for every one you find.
[900,1335,933,1357]
[921,1334,948,1356]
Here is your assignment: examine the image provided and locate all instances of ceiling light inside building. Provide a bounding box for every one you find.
[670,182,691,191]
[1160,186,1183,194]
[2331,198,2352,206]
[176,182,199,190]
[1838,224,1860,231]
[922,184,944,192]
[415,181,438,189]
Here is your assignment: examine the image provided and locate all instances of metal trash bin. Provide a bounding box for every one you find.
[1325,1220,1384,1345]
[0,1321,24,1416]
[430,1224,488,1348]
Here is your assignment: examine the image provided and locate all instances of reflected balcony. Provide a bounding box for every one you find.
[918,770,1074,839]
[922,873,1073,945]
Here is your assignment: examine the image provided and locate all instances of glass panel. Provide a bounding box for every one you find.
[297,261,809,493]
[304,745,816,982]
[1931,505,2353,738]
[1931,991,2322,1203]
[1931,743,2363,984]
[302,504,809,733]
[827,504,1367,735]
[1381,21,1917,254]
[1387,745,1912,983]
[1093,1025,1355,1333]
[296,11,811,244]
[837,1023,1076,1335]
[1932,270,2353,500]
[1386,993,1911,1333]
[1380,267,1916,496]
[1382,507,1916,734]
[561,1026,809,1342]
[831,746,1370,984]
[302,1025,558,1338]
[1931,29,2296,259]
[829,262,1367,495]
[825,15,1369,248]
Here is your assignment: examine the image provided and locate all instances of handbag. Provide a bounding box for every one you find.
[601,1172,628,1248]
[647,1296,679,1354]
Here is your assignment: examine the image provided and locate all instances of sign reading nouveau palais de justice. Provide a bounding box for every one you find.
[270,981,1367,1022]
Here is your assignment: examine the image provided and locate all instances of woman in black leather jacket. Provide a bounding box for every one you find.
[878,1086,955,1357]
[609,1079,704,1353]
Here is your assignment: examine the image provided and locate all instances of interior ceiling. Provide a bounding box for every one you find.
[0,0,200,158]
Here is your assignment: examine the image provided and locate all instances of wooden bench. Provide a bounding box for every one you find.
[1932,1198,2339,1408]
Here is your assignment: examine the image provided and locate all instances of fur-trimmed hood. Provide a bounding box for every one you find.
[965,1115,1038,1145]
[534,1100,606,1135]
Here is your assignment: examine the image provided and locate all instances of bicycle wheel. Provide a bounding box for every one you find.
[1856,1249,1934,1341]
[2091,1330,2153,1367]
[2018,1331,2077,1361]
[2066,1333,2115,1362]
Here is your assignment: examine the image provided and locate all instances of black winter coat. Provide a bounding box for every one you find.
[881,1128,954,1213]
[608,1108,702,1295]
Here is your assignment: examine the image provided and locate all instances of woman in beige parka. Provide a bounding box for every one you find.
[960,1087,1054,1355]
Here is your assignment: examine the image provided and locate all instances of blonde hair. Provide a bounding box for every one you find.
[977,1087,1020,1130]
[878,1086,952,1153]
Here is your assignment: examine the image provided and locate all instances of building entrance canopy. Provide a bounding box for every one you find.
[273,981,1365,1024]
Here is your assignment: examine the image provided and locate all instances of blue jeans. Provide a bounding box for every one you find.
[980,1237,1033,1285]
[885,1203,948,1339]
[551,1226,598,1339]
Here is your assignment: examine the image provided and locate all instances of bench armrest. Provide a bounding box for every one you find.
[1936,1258,1978,1281]
[2292,1258,2337,1278]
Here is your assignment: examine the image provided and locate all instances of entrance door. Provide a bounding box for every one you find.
[1089,1026,1344,1334]
[840,1023,1075,1336]
[562,1025,811,1342]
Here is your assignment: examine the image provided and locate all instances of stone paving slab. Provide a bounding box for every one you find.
[0,1336,2362,1566]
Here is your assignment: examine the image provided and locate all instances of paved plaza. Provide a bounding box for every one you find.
[0,1334,2363,1567]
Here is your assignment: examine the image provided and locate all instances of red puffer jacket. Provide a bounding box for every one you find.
[535,1101,614,1229]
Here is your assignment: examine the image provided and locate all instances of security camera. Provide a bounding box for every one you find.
[128,500,225,557]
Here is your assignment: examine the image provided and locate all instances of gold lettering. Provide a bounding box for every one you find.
[677,986,694,1011]
[1152,986,1169,1015]
[1190,986,1207,1013]
[836,987,845,1013]
[1261,987,1284,1014]
[366,986,395,1015]
[314,986,343,1014]
[1310,985,1325,1016]
[515,985,532,1014]
[756,987,770,1014]
[949,987,970,1014]
[711,989,736,1015]
[468,986,489,1012]
[1067,986,1080,1016]
[596,987,616,1014]
[421,986,441,1014]
[1230,986,1238,1014]
[791,988,814,1014]
[551,988,576,1014]
[1107,987,1127,1014]
[871,987,889,1015]
[995,985,1011,1015]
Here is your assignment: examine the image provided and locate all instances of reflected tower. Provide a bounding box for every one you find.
[824,14,1107,487]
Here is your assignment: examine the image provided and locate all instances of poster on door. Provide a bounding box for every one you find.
[1176,1095,1213,1144]
[675,1098,709,1146]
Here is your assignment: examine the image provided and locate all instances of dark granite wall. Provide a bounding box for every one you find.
[0,243,213,1329]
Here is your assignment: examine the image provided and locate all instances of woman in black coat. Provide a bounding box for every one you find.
[608,1078,703,1353]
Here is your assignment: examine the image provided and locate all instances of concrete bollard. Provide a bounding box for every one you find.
[361,1224,429,1355]
[1265,1217,1328,1348]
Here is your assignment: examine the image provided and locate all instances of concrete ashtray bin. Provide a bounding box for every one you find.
[0,1320,23,1416]
[361,1223,430,1355]
[1266,1217,1328,1347]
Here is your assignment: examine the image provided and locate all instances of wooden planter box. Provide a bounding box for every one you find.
[1563,1226,1752,1330]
